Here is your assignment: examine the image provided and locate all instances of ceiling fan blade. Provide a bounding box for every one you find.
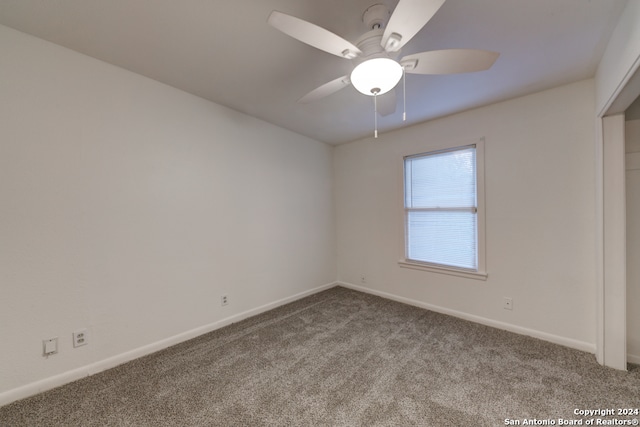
[268,11,362,59]
[376,89,397,116]
[298,75,351,104]
[401,49,499,74]
[382,0,446,52]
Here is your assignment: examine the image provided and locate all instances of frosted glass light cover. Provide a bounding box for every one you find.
[350,58,403,96]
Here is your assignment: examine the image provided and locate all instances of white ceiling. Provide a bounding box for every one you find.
[0,0,628,145]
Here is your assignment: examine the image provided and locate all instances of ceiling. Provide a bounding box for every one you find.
[0,0,628,145]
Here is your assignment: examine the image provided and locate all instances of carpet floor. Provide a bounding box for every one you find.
[1,286,639,426]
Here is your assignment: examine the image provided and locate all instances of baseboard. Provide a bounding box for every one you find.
[337,281,596,355]
[628,353,640,365]
[0,281,338,408]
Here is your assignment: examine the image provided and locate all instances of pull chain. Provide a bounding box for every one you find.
[374,91,378,138]
[372,87,380,139]
[402,67,407,122]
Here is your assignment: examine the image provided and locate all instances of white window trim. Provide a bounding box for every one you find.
[398,137,487,280]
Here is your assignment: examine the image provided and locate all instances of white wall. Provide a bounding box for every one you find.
[594,0,640,369]
[335,79,597,351]
[626,118,640,364]
[0,24,335,401]
[595,0,640,115]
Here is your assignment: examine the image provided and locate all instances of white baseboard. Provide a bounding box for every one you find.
[0,282,337,408]
[3,281,623,407]
[337,281,596,355]
[628,353,640,365]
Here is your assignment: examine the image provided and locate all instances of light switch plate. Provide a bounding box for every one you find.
[43,338,58,356]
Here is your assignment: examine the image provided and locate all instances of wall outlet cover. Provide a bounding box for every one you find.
[73,329,88,347]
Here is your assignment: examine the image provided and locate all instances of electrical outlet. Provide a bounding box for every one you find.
[43,337,58,356]
[503,297,513,310]
[221,295,229,306]
[73,329,88,347]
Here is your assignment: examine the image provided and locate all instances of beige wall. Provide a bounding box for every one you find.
[595,0,640,115]
[335,79,597,351]
[594,0,640,370]
[0,24,335,400]
[2,3,633,402]
[626,118,640,364]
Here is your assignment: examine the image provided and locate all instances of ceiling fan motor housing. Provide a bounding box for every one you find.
[352,28,400,66]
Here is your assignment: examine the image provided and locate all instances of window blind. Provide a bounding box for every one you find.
[404,145,477,270]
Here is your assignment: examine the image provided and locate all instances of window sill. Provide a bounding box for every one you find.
[398,260,488,281]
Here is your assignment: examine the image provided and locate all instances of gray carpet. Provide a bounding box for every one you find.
[1,286,639,426]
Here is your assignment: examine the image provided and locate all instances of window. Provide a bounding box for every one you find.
[400,140,486,279]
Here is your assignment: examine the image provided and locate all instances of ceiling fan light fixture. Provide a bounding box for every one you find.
[350,58,403,96]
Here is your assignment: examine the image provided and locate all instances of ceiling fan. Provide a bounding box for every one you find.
[268,0,499,130]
